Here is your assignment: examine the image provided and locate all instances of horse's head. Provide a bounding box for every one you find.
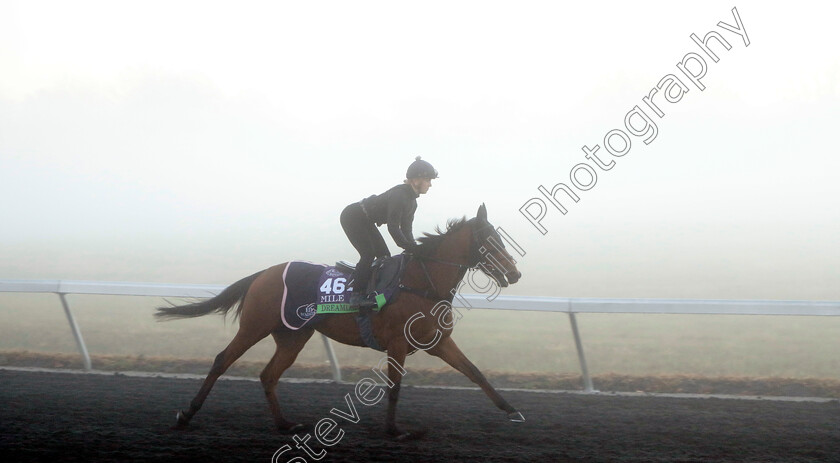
[468,204,522,287]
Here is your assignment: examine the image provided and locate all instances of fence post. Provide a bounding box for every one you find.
[320,334,342,382]
[57,293,92,371]
[568,311,595,392]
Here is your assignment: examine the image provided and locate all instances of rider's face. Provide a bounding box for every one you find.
[413,178,432,194]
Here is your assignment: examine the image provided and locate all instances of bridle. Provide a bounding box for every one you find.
[399,223,501,303]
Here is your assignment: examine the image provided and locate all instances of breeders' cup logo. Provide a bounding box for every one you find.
[296,303,316,320]
[326,268,344,278]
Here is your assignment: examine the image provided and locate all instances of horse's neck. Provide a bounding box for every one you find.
[426,227,472,297]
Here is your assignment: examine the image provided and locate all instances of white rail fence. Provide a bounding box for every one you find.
[2,279,840,392]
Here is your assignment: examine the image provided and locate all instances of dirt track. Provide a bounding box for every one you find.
[1,369,839,462]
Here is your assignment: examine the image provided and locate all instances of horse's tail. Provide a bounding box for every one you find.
[154,270,265,321]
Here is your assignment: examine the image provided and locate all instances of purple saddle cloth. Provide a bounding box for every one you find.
[279,256,407,331]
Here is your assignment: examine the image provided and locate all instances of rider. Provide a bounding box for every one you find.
[341,156,438,311]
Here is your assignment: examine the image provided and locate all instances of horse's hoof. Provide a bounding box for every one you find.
[278,423,310,435]
[507,411,525,422]
[172,410,190,430]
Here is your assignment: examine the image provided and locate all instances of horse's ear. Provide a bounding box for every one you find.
[477,203,487,222]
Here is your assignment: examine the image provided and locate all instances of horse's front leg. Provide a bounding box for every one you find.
[384,341,407,437]
[383,342,426,440]
[427,336,525,422]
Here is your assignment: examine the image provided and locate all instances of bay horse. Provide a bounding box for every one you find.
[155,204,523,439]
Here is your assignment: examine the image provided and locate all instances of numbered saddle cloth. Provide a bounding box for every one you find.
[279,261,330,330]
[315,266,355,313]
[279,256,407,330]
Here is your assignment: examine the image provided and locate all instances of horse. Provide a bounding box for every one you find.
[155,204,523,439]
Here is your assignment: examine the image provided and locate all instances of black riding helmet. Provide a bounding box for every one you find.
[406,156,439,179]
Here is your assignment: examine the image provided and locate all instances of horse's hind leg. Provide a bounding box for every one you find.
[175,326,271,428]
[260,328,315,433]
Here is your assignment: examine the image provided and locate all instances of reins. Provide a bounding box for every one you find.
[399,223,495,303]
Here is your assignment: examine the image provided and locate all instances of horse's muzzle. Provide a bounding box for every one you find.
[506,270,522,285]
[492,269,521,287]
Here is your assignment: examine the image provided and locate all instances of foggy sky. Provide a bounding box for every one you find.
[1,1,838,300]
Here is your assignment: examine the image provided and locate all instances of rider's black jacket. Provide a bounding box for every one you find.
[359,184,418,249]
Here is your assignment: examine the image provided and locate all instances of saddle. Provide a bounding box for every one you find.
[335,257,384,280]
[335,257,403,297]
[279,256,408,351]
[316,254,407,314]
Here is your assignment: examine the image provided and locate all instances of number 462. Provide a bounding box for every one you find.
[320,277,346,294]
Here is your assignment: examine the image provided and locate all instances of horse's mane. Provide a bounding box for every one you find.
[415,216,471,256]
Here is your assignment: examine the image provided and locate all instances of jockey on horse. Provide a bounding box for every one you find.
[340,156,438,312]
